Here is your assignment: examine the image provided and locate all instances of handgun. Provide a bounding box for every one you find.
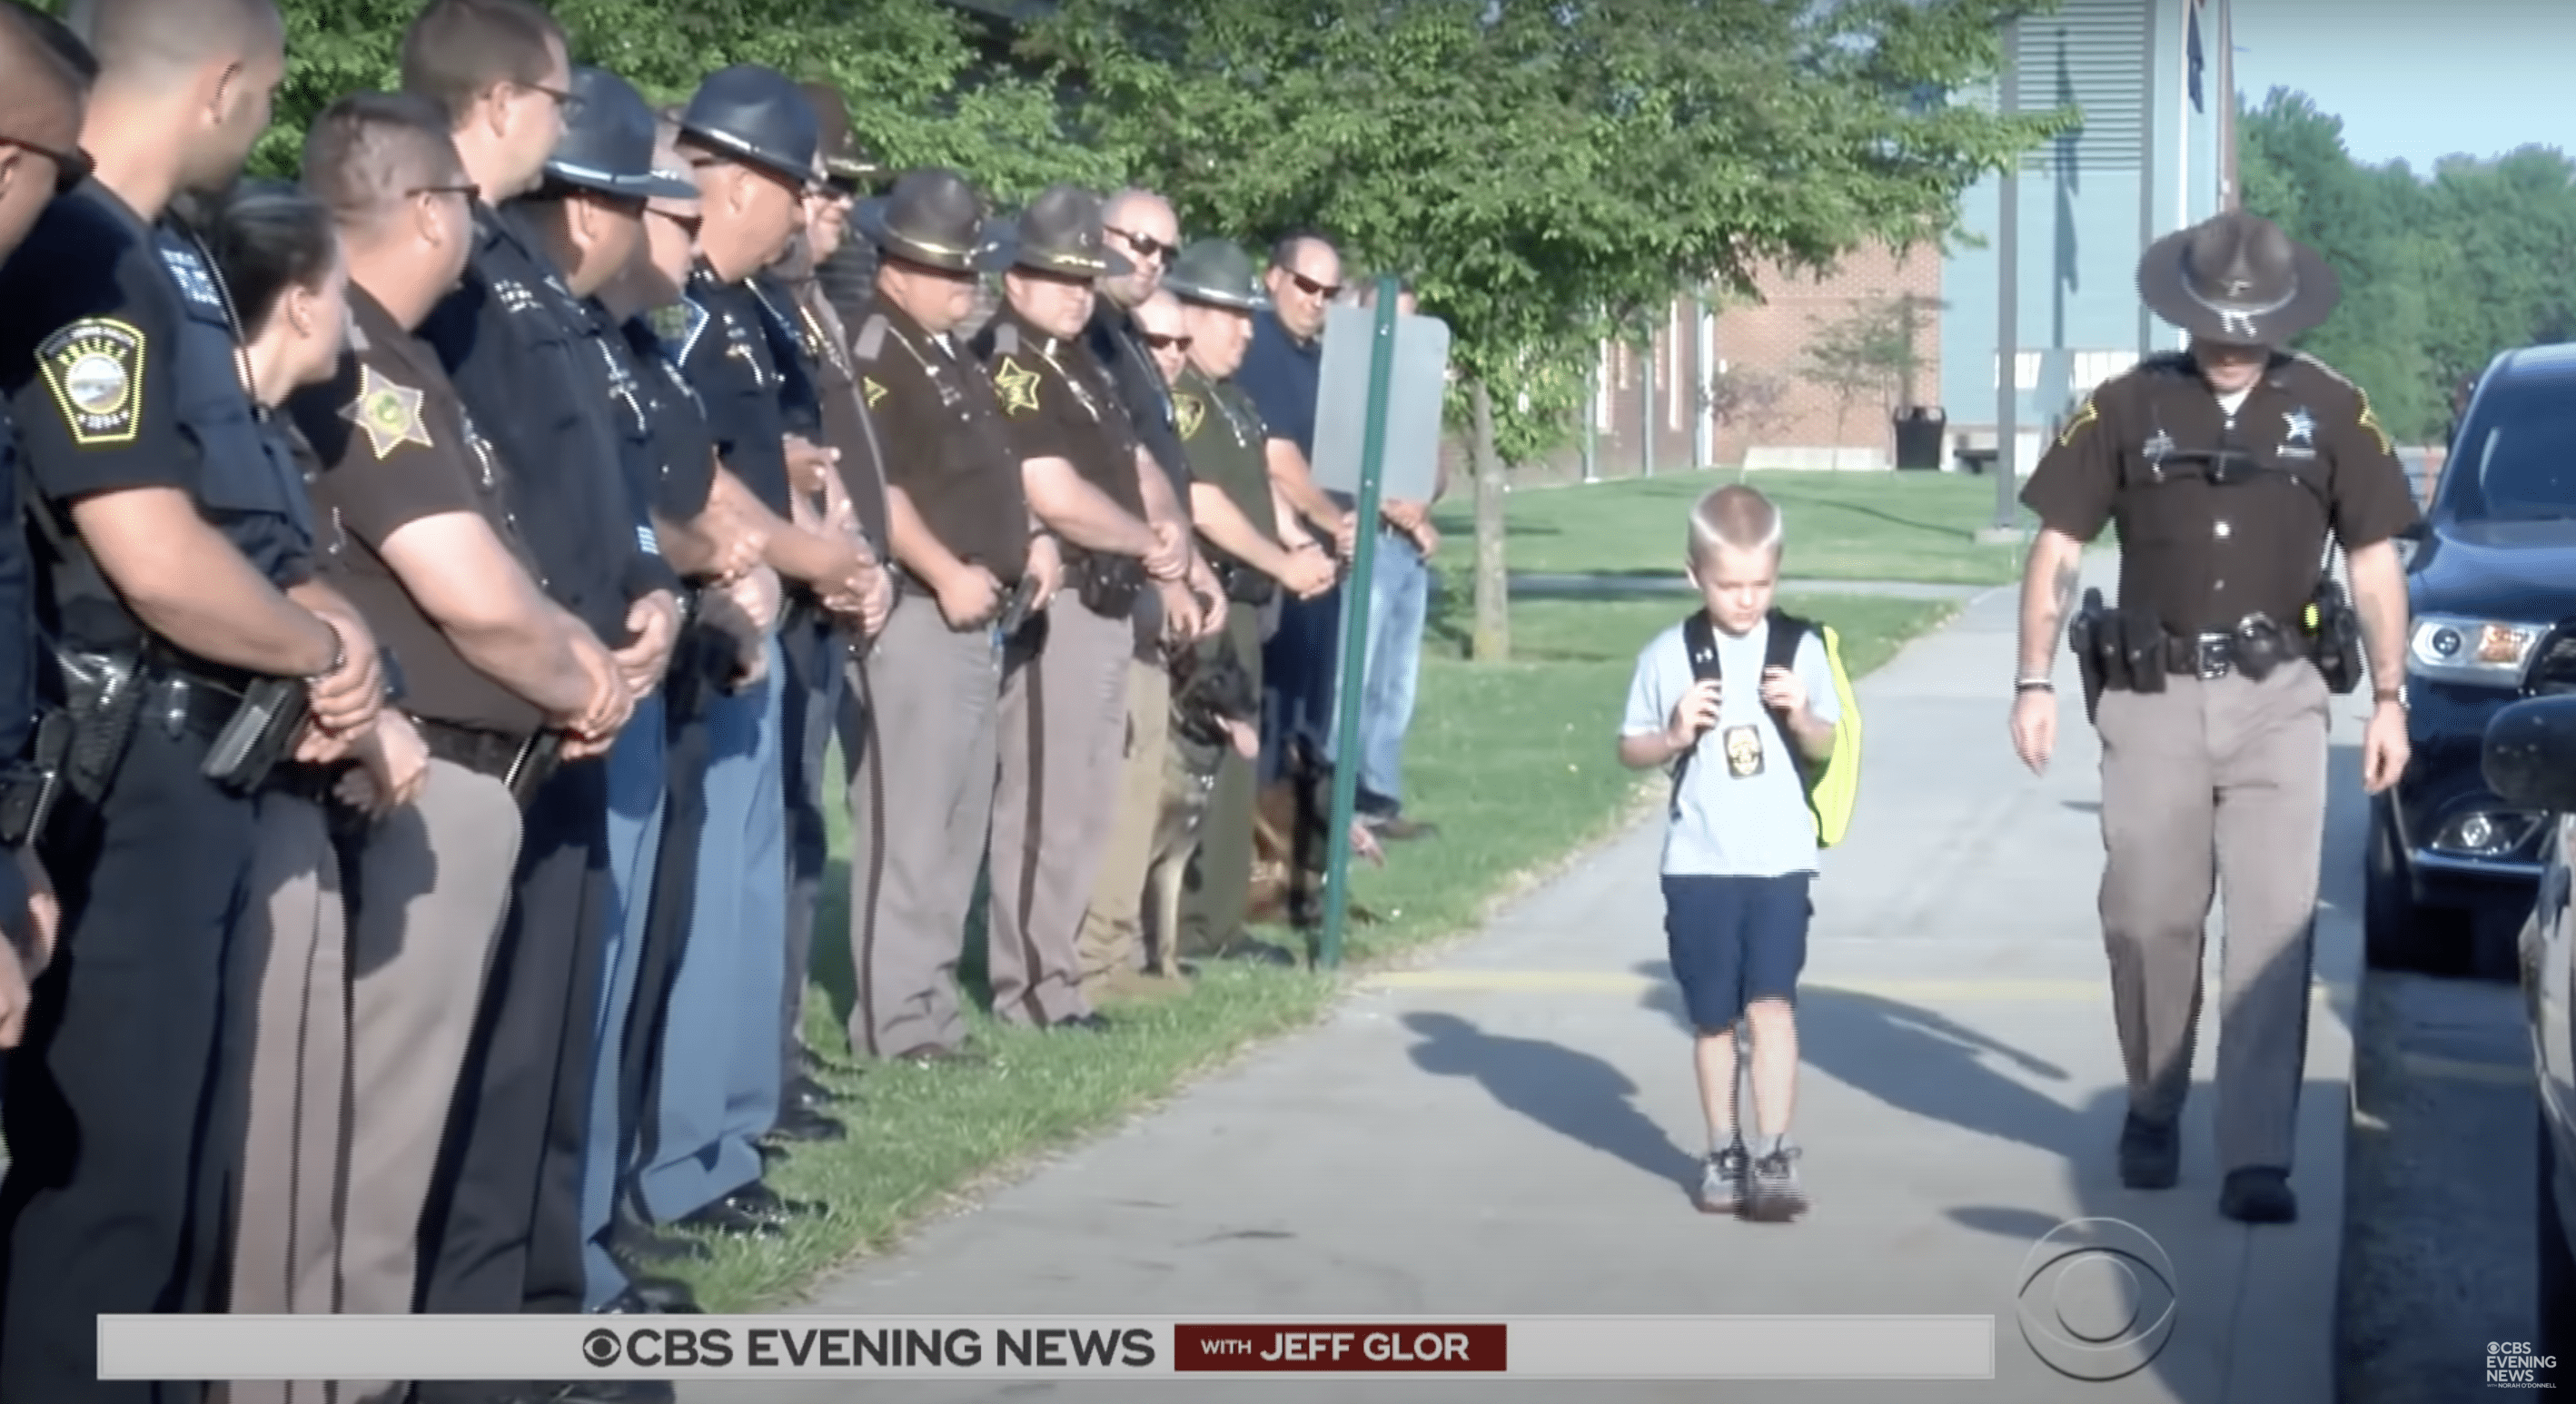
[202,676,312,796]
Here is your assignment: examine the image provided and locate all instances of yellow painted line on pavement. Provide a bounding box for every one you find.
[1358,970,2352,1007]
[2399,1052,2531,1087]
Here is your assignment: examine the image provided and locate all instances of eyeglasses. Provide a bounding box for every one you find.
[1283,270,1341,301]
[649,205,703,236]
[0,134,93,197]
[520,81,582,119]
[1138,331,1193,352]
[406,182,481,204]
[1107,225,1177,269]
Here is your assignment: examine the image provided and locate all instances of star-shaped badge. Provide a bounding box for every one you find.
[344,365,431,460]
[1174,391,1205,440]
[993,356,1041,416]
[2283,408,2315,446]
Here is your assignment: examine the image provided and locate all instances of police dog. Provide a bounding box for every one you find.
[1248,742,1384,932]
[1141,646,1264,978]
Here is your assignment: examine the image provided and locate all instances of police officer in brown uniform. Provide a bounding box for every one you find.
[769,79,893,1112]
[975,185,1190,1031]
[842,168,1038,1061]
[2010,210,2417,1223]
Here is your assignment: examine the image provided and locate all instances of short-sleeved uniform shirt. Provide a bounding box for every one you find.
[775,271,892,562]
[1237,308,1339,508]
[620,311,718,530]
[850,301,1028,587]
[1622,616,1843,879]
[1085,302,1191,499]
[0,180,316,659]
[418,203,642,646]
[677,270,795,523]
[971,306,1149,551]
[2019,351,2421,636]
[288,284,549,736]
[748,273,824,450]
[563,293,679,604]
[1174,363,1280,560]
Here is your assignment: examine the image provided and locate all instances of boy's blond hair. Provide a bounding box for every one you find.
[1687,484,1784,566]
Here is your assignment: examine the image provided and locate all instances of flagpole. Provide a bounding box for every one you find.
[2217,0,2239,211]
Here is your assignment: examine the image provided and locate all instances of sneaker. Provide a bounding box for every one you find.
[1742,1145,1809,1222]
[1697,1142,1748,1214]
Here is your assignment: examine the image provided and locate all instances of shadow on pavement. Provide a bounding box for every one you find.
[1398,1011,1703,1203]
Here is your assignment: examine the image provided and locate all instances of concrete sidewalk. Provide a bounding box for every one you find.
[682,551,2366,1404]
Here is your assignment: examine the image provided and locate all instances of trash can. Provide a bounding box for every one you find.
[1893,405,1947,470]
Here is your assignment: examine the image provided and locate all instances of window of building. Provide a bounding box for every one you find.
[2072,350,2139,391]
[1992,351,2041,391]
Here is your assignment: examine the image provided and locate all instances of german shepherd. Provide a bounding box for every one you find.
[1140,648,1383,976]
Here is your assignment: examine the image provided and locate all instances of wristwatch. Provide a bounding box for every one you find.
[2374,685,2408,711]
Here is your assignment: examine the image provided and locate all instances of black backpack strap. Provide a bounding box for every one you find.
[1763,609,1815,787]
[1669,613,1720,815]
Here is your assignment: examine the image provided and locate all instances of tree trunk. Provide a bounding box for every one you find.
[1471,381,1510,663]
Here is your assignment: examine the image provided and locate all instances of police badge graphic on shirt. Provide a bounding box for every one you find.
[1722,724,1765,778]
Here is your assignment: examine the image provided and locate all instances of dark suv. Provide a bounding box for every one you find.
[2368,345,2576,977]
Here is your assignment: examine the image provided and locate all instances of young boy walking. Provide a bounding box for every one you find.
[1618,485,1841,1221]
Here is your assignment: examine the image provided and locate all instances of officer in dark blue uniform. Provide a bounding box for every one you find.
[0,3,391,1399]
[632,64,839,1240]
[0,2,89,1048]
[404,3,657,1342]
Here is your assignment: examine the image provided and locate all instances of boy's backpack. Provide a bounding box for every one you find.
[1670,608,1866,847]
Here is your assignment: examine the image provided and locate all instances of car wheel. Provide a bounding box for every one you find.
[2539,1104,2575,1386]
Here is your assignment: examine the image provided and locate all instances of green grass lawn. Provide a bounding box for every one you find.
[1431,469,2032,585]
[680,587,1956,1310]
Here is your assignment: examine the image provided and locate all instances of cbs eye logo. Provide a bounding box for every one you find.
[2014,1217,2178,1381]
[582,1329,624,1368]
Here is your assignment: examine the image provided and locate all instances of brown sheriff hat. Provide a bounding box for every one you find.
[2135,210,2340,348]
[856,167,1008,274]
[981,184,1133,281]
[798,80,881,185]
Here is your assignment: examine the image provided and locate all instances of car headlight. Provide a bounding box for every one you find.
[2408,614,2543,687]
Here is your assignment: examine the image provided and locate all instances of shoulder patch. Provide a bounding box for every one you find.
[2353,388,2394,456]
[2055,391,2099,447]
[854,314,889,362]
[1174,391,1205,440]
[343,364,431,460]
[37,319,146,447]
[993,355,1041,416]
[862,376,889,409]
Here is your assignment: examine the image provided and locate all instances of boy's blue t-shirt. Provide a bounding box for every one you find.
[1621,615,1843,879]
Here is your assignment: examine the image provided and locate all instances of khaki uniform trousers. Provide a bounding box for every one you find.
[1075,596,1173,992]
[226,759,521,1404]
[846,593,1002,1058]
[987,597,1132,1025]
[1178,602,1264,953]
[2095,663,2328,1175]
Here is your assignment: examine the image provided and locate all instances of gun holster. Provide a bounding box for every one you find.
[201,675,312,797]
[2067,588,2109,723]
[2305,578,2365,694]
[505,731,563,806]
[0,711,74,848]
[54,646,147,812]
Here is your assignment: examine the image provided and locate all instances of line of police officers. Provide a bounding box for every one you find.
[0,1,1352,1401]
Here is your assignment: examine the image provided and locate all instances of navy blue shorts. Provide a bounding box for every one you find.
[1661,873,1814,1033]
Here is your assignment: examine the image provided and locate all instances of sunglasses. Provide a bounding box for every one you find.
[1139,331,1193,352]
[649,206,703,238]
[406,182,481,204]
[1283,270,1341,301]
[0,135,92,197]
[1107,225,1178,269]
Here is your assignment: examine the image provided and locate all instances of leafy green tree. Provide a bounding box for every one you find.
[1030,0,2068,659]
[28,0,1113,197]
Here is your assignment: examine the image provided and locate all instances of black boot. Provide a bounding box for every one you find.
[2218,1167,2297,1223]
[2117,1112,2180,1191]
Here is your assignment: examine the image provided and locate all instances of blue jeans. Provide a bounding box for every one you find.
[635,636,787,1222]
[1325,529,1431,810]
[580,691,668,1307]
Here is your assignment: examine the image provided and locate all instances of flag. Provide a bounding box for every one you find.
[2186,0,2205,112]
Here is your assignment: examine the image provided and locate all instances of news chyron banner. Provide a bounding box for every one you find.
[102,1315,1997,1382]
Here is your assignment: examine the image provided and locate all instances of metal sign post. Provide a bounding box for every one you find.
[1316,277,1403,970]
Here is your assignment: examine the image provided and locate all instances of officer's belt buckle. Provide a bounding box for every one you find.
[2193,633,2234,680]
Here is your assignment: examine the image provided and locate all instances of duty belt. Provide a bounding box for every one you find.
[2161,627,2304,680]
[412,717,545,784]
[147,669,253,741]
